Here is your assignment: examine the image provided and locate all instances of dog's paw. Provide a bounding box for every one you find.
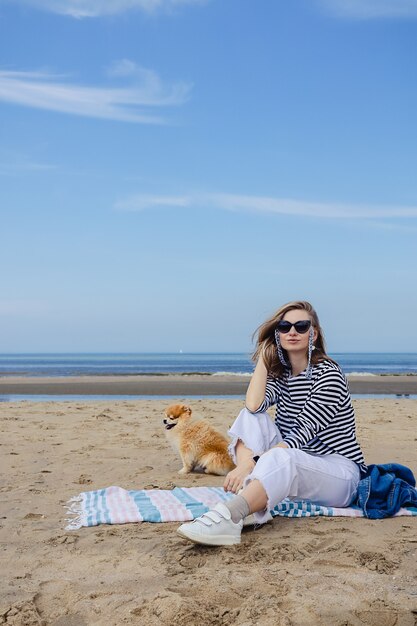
[178,468,190,475]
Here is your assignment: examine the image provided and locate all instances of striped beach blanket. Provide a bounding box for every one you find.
[65,486,417,530]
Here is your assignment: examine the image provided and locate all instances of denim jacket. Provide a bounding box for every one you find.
[355,463,417,519]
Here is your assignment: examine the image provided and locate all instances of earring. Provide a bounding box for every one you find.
[275,329,290,368]
[305,327,314,379]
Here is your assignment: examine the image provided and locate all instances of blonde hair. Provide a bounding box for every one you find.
[252,300,336,378]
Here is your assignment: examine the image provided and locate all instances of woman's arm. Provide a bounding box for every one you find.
[245,352,268,412]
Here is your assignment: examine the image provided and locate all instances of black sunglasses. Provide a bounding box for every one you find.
[276,320,312,334]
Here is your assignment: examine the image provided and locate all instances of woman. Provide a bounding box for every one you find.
[177,301,366,546]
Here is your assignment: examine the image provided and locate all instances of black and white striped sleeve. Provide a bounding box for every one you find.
[283,370,346,449]
[248,376,280,414]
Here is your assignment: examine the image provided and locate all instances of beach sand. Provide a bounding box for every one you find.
[0,374,417,396]
[1,397,416,625]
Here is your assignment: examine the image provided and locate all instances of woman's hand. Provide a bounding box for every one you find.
[223,460,256,493]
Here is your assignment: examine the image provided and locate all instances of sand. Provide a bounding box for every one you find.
[1,397,417,626]
[0,374,417,396]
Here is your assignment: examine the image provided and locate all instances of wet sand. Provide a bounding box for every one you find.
[0,374,416,396]
[1,397,416,625]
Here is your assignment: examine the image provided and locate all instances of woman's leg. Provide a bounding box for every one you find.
[224,408,283,493]
[242,448,361,524]
[177,448,360,546]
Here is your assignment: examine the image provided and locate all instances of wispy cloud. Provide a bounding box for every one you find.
[6,0,207,18]
[0,62,191,123]
[114,192,417,219]
[0,156,57,176]
[317,0,417,19]
[116,195,192,211]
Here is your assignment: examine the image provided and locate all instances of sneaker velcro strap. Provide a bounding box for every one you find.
[196,508,229,526]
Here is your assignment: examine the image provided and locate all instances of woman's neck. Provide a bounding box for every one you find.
[289,354,308,377]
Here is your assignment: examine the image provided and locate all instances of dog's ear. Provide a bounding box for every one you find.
[182,405,192,416]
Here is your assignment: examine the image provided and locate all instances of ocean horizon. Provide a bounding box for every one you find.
[0,352,416,377]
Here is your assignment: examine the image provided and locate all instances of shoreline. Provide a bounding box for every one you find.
[1,373,417,395]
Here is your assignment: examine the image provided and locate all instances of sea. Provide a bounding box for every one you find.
[0,353,416,401]
[0,352,416,377]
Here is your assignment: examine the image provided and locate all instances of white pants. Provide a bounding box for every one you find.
[228,408,361,524]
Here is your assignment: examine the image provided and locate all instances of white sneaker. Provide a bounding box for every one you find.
[177,503,243,546]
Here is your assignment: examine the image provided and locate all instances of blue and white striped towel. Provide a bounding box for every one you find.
[65,486,417,530]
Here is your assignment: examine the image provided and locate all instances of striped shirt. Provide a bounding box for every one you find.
[255,360,367,474]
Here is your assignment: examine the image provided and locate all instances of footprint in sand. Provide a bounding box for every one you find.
[129,591,212,625]
[177,547,210,570]
[76,474,92,485]
[23,513,45,520]
[2,598,43,626]
[355,550,399,574]
[355,602,399,626]
[136,465,154,473]
[45,534,78,547]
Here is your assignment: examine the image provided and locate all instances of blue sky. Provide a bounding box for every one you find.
[1,0,417,353]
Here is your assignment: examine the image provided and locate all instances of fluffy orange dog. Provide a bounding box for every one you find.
[163,404,235,476]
